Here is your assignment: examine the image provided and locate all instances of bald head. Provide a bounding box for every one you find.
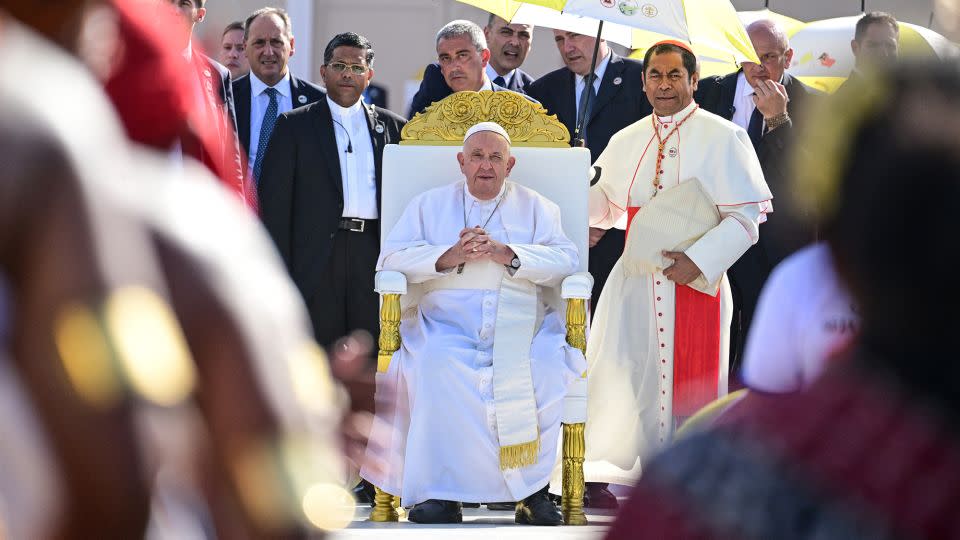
[743,19,793,88]
[746,20,789,52]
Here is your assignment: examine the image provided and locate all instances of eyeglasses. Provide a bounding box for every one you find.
[327,62,368,75]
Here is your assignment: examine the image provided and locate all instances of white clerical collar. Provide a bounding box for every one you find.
[251,71,291,98]
[464,180,508,207]
[656,100,698,124]
[182,41,193,62]
[485,63,515,86]
[575,50,612,88]
[326,95,364,118]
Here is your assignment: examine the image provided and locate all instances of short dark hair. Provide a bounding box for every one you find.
[222,21,243,38]
[323,32,375,67]
[855,11,899,42]
[193,0,206,7]
[487,13,499,28]
[244,7,293,42]
[642,43,698,80]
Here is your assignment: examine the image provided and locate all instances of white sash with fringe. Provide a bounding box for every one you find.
[421,259,541,470]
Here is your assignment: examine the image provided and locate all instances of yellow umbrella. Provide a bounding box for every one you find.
[629,9,805,77]
[737,9,805,37]
[458,0,759,64]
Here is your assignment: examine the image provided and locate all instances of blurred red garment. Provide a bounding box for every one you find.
[103,0,255,210]
[605,361,960,540]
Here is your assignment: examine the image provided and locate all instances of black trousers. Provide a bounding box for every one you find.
[307,223,381,354]
[589,228,626,313]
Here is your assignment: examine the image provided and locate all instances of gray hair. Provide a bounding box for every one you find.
[436,19,487,52]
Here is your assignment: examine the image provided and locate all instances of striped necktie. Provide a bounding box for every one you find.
[253,87,279,183]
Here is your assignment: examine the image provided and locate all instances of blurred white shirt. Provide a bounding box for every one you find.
[742,243,859,393]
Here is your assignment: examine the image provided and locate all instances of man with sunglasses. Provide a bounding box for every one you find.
[696,19,821,380]
[258,32,406,363]
[232,7,324,185]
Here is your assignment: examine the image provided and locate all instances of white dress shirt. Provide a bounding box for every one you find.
[574,50,611,118]
[485,63,516,88]
[732,71,759,131]
[249,71,293,177]
[327,96,378,219]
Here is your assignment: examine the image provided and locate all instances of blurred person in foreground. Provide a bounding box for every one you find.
[218,20,248,80]
[360,122,584,525]
[0,5,348,538]
[582,40,770,493]
[606,60,960,540]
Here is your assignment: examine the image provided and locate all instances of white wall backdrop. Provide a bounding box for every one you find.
[198,0,946,113]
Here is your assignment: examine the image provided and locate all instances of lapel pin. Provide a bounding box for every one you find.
[298,95,308,104]
[613,76,623,86]
[375,123,385,134]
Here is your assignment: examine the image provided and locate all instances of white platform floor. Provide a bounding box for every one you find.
[331,505,618,539]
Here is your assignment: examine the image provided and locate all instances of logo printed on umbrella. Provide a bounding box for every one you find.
[600,0,616,7]
[618,0,639,15]
[818,53,836,68]
[641,3,658,17]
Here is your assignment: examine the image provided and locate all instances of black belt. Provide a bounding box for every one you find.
[338,217,376,232]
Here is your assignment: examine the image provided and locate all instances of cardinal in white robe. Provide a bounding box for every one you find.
[361,122,585,525]
[583,41,772,487]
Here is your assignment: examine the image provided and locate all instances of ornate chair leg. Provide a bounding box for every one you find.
[368,292,402,522]
[562,423,587,525]
[369,486,400,522]
[563,297,588,525]
[378,293,401,373]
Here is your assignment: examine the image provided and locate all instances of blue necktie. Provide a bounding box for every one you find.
[577,78,597,142]
[253,87,279,183]
[493,75,506,87]
[747,106,764,149]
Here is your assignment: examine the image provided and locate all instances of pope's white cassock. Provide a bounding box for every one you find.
[583,100,771,485]
[361,179,586,505]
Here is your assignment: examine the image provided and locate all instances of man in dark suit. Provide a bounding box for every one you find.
[526,29,651,509]
[835,12,900,97]
[232,7,324,185]
[696,19,821,377]
[258,32,406,353]
[165,0,248,207]
[408,18,535,117]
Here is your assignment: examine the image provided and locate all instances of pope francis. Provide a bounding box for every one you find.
[361,122,585,525]
[583,41,772,488]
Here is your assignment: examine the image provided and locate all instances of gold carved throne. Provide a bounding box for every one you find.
[370,91,592,525]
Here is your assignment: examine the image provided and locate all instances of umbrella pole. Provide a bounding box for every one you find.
[861,0,865,12]
[573,21,604,148]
